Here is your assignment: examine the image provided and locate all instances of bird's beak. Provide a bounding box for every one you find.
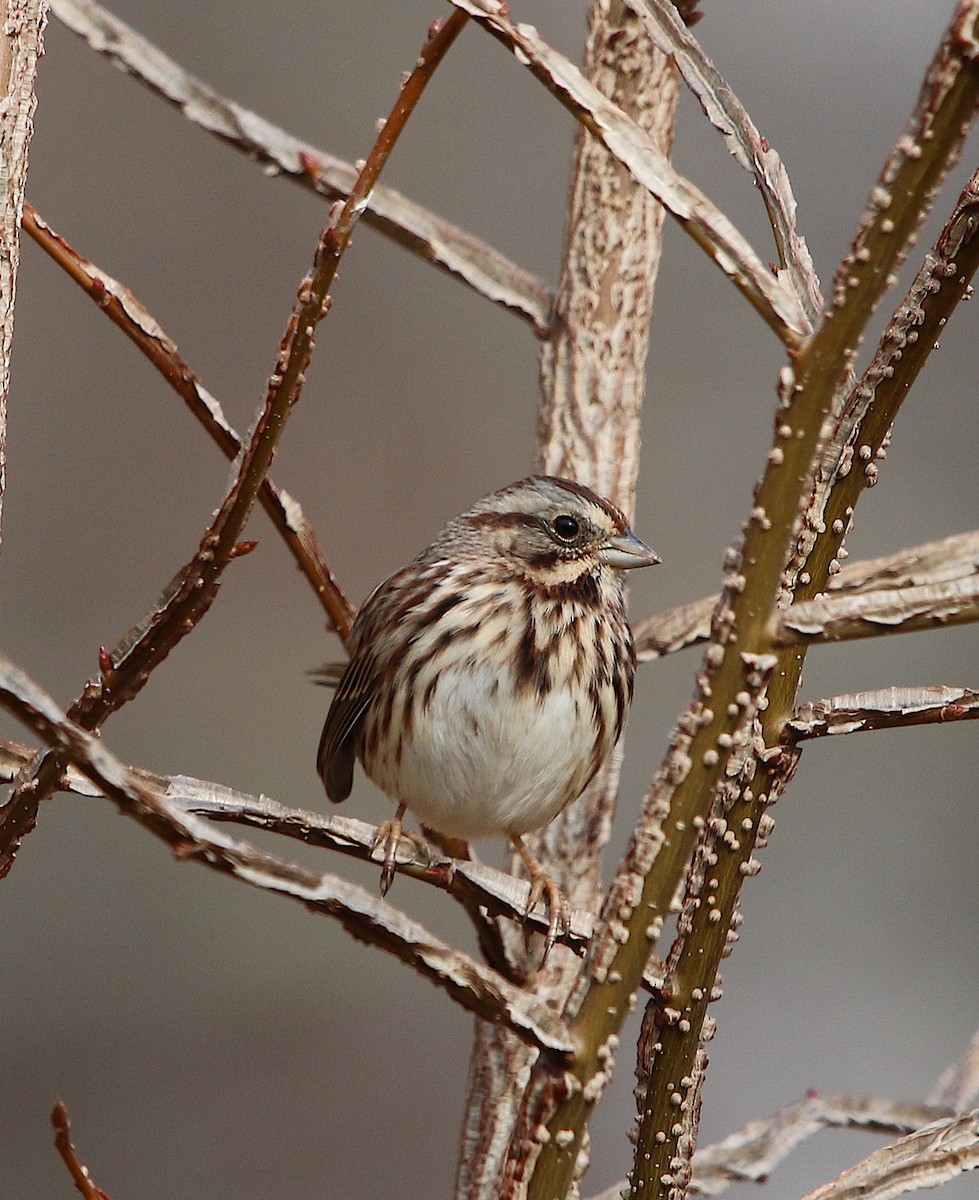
[600,530,661,570]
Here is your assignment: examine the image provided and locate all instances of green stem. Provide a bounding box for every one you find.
[525,8,979,1197]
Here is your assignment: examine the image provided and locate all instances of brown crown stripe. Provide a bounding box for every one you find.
[535,475,630,530]
[465,510,540,532]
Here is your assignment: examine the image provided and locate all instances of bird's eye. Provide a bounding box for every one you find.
[552,514,581,541]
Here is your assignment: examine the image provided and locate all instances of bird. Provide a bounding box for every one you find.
[316,475,659,951]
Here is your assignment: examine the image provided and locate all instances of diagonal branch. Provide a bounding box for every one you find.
[21,201,356,639]
[930,1028,979,1110]
[790,168,979,604]
[0,653,576,1060]
[49,0,552,333]
[447,0,810,346]
[51,1102,110,1200]
[631,0,822,327]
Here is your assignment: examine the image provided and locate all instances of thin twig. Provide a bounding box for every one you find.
[930,1029,979,1110]
[0,12,467,875]
[787,686,979,740]
[21,201,356,639]
[632,0,822,327]
[448,0,810,347]
[0,654,576,1060]
[49,0,552,333]
[51,1101,111,1200]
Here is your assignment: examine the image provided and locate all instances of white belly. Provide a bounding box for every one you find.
[363,665,603,840]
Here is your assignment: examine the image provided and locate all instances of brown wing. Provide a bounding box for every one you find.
[315,573,399,802]
[316,640,378,802]
[316,561,430,800]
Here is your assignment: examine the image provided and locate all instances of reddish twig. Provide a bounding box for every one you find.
[21,201,356,640]
[51,1102,111,1200]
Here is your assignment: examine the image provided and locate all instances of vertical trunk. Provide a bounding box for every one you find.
[0,0,47,557]
[536,2,677,512]
[455,3,681,1196]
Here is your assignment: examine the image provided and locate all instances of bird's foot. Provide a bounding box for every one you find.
[511,835,571,964]
[372,805,431,895]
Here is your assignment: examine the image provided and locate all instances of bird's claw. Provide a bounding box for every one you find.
[525,869,571,963]
[372,811,430,896]
[511,834,571,964]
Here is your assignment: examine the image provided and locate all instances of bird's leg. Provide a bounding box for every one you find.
[372,803,430,895]
[510,834,570,962]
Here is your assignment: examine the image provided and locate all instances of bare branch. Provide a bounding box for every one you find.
[831,529,979,595]
[635,529,979,661]
[588,1094,957,1200]
[49,0,551,333]
[633,593,716,661]
[448,0,810,346]
[799,1107,979,1200]
[0,0,47,556]
[632,0,822,327]
[788,686,979,740]
[51,1102,110,1200]
[21,202,357,639]
[0,654,576,1060]
[465,8,684,1190]
[186,784,594,954]
[779,576,979,644]
[930,1030,979,1111]
[0,737,594,952]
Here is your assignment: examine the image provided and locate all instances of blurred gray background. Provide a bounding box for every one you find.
[2,2,977,1197]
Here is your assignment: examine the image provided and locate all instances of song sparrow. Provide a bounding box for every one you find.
[317,475,659,948]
